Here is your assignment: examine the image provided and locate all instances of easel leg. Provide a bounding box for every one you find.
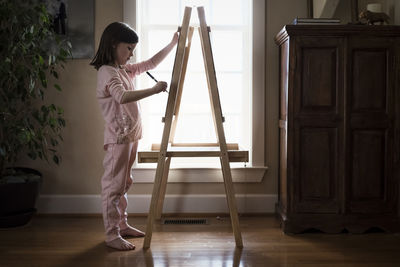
[143,155,166,249]
[144,6,192,249]
[197,6,243,248]
[220,155,243,248]
[156,157,171,220]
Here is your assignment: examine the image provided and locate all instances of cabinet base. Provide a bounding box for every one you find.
[276,205,400,234]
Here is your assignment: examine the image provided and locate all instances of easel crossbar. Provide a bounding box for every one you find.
[151,143,240,151]
[138,149,248,163]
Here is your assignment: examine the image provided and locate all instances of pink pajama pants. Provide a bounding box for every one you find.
[101,141,138,242]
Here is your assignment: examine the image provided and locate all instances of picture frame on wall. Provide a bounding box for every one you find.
[45,0,95,59]
[307,0,358,23]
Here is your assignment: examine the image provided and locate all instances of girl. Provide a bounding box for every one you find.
[90,22,178,251]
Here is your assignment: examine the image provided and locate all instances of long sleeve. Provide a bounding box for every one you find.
[124,59,156,77]
[148,40,177,66]
[107,77,126,104]
[98,66,126,104]
[125,36,178,77]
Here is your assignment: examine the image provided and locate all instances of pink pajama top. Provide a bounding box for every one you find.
[96,59,157,147]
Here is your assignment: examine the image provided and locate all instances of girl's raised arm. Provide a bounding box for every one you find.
[149,32,179,66]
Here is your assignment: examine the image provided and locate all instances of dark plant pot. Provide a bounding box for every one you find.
[0,167,42,228]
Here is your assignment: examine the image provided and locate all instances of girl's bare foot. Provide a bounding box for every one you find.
[120,225,145,238]
[106,237,135,250]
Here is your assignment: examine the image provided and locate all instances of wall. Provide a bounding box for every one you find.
[396,0,400,25]
[19,0,308,213]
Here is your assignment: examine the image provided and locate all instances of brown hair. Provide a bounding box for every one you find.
[90,22,139,70]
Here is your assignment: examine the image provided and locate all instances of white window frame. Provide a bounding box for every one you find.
[123,0,266,183]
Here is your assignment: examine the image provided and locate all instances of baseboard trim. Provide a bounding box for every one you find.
[37,194,277,214]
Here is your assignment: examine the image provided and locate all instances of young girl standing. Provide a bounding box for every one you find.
[90,22,178,251]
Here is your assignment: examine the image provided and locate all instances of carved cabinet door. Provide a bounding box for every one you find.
[346,36,397,214]
[292,36,345,214]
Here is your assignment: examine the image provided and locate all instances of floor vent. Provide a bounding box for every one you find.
[161,218,209,225]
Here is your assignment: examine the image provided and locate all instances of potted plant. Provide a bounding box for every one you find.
[0,0,71,227]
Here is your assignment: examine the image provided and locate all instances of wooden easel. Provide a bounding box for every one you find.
[139,6,248,249]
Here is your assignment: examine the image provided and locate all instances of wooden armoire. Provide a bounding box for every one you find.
[275,25,400,233]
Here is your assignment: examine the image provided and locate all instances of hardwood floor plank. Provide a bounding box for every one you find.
[0,215,399,266]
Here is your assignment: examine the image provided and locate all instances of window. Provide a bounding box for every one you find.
[124,0,265,170]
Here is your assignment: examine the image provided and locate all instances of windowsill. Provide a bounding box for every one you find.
[131,165,268,183]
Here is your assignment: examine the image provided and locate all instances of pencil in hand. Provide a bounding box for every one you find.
[146,71,168,93]
[146,71,158,82]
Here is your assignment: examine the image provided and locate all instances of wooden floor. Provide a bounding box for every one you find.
[1,215,400,267]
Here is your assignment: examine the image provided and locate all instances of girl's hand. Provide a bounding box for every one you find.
[153,81,168,93]
[171,32,179,45]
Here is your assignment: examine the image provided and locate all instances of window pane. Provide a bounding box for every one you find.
[179,72,210,113]
[218,73,242,113]
[224,114,241,142]
[140,115,163,146]
[147,0,180,25]
[186,31,206,72]
[148,31,178,71]
[212,0,244,25]
[174,113,217,142]
[212,31,243,72]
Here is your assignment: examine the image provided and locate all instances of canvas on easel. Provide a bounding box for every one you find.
[138,6,248,249]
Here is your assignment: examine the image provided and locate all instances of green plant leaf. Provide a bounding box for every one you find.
[54,84,62,91]
[38,55,44,66]
[39,71,47,88]
[50,138,58,146]
[53,155,60,165]
[58,118,66,127]
[0,0,71,174]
